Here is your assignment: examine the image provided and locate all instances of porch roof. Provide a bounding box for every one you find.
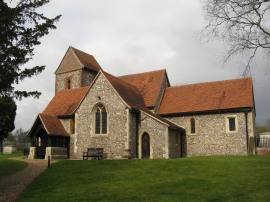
[39,114,69,136]
[28,114,69,137]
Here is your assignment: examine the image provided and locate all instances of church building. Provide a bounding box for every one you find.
[28,47,256,159]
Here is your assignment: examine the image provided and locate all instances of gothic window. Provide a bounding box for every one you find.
[94,104,107,135]
[190,118,196,134]
[101,107,107,134]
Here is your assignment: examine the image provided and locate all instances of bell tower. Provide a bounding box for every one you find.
[55,46,102,93]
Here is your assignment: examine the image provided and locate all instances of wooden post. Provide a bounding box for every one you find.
[48,155,51,168]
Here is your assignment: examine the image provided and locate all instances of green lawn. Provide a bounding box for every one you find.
[0,152,24,160]
[18,156,270,202]
[0,152,27,177]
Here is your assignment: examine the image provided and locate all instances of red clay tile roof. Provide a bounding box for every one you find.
[39,114,69,136]
[71,47,102,72]
[43,86,89,116]
[119,69,168,108]
[158,78,254,115]
[55,47,102,74]
[103,71,184,130]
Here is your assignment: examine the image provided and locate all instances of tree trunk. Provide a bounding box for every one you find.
[0,138,3,153]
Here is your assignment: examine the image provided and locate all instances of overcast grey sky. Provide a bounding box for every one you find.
[13,0,270,132]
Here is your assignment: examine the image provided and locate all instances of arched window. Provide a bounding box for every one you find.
[190,118,196,134]
[65,78,71,89]
[94,104,107,135]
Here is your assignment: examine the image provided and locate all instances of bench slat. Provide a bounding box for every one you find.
[83,148,103,160]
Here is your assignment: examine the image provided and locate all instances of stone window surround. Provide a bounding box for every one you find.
[188,117,198,136]
[91,103,108,137]
[225,115,238,134]
[65,77,72,90]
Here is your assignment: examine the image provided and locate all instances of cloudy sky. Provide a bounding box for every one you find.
[13,0,270,132]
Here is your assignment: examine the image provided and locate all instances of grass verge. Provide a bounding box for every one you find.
[0,152,27,177]
[18,156,270,201]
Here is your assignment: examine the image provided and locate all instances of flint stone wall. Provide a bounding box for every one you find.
[74,73,129,159]
[56,70,82,92]
[56,70,97,92]
[166,112,249,156]
[138,113,168,159]
[82,70,97,87]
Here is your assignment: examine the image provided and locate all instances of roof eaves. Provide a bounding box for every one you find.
[27,114,40,137]
[159,107,254,117]
[140,108,185,131]
[38,114,50,135]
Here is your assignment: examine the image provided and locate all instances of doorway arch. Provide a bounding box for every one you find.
[141,133,150,159]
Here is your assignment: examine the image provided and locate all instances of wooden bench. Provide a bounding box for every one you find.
[83,148,103,160]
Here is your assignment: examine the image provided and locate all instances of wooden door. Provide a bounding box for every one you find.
[142,133,150,159]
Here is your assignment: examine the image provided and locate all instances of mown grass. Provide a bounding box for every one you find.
[0,152,24,160]
[19,156,270,202]
[0,152,27,177]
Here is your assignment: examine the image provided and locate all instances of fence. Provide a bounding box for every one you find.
[256,137,270,147]
[3,143,31,151]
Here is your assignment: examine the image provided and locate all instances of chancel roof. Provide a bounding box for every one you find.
[158,77,254,115]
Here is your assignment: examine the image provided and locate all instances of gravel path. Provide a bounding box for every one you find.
[0,158,48,202]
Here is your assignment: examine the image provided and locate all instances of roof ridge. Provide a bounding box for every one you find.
[69,46,102,72]
[170,77,252,89]
[102,71,183,130]
[118,69,166,78]
[70,46,95,58]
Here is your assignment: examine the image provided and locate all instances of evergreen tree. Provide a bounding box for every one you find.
[0,97,16,152]
[0,0,61,99]
[0,0,61,151]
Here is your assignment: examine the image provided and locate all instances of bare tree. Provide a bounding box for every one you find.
[199,0,270,76]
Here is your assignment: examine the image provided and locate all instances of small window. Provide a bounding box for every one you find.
[228,117,236,131]
[93,104,107,135]
[190,118,196,134]
[226,115,238,133]
[65,78,71,89]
